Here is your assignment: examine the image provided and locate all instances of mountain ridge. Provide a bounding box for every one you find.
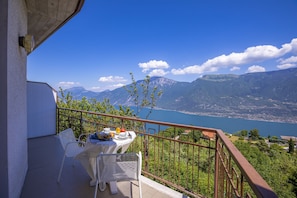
[62,68,297,124]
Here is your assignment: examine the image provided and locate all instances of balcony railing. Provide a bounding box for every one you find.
[56,107,278,198]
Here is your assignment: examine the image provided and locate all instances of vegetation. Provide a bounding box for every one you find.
[232,130,297,198]
[289,138,295,154]
[288,171,297,197]
[57,88,135,136]
[58,87,133,115]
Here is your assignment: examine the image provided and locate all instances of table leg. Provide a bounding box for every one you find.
[109,181,118,194]
[99,182,106,191]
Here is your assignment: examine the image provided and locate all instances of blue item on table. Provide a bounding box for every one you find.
[90,132,112,141]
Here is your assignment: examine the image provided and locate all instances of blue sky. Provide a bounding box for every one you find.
[27,0,297,92]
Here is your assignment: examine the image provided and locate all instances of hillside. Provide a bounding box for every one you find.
[63,68,297,123]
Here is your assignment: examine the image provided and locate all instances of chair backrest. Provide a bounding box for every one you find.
[58,128,82,157]
[97,151,142,183]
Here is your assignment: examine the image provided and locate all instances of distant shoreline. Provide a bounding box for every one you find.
[136,107,297,137]
[152,107,297,124]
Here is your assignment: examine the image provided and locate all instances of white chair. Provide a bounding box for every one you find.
[57,128,85,183]
[94,151,142,198]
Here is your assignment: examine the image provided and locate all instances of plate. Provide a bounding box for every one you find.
[115,133,129,140]
[116,136,128,139]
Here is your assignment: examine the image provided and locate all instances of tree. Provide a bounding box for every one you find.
[288,138,295,154]
[256,140,270,153]
[57,88,134,116]
[57,88,135,135]
[188,130,202,143]
[233,130,248,137]
[125,73,162,119]
[240,130,248,137]
[249,128,260,140]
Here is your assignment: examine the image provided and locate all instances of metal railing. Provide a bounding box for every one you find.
[56,107,277,198]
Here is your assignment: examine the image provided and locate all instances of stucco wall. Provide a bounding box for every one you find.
[0,0,9,196]
[27,82,57,138]
[0,0,28,197]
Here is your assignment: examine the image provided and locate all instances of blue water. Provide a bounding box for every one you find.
[137,108,297,138]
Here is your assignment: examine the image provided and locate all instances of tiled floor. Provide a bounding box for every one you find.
[21,135,185,198]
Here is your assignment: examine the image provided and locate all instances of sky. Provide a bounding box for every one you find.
[27,0,297,92]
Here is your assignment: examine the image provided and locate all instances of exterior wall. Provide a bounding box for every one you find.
[27,82,57,138]
[0,0,9,197]
[0,0,28,197]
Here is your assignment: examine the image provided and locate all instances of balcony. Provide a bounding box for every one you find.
[22,107,278,198]
[21,134,182,198]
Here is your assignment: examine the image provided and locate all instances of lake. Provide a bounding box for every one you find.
[137,108,297,138]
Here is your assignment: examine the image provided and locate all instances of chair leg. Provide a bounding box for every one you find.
[130,181,142,198]
[130,181,133,198]
[57,155,66,183]
[94,180,99,198]
[138,180,142,198]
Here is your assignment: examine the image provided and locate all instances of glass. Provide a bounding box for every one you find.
[116,127,121,134]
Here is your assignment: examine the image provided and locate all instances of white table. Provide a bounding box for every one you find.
[75,131,136,194]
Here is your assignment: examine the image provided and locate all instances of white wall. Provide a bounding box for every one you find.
[27,82,57,138]
[0,0,28,197]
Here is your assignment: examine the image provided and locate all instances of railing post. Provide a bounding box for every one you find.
[80,111,83,134]
[56,107,59,133]
[68,109,71,129]
[142,123,149,172]
[214,135,219,198]
[240,174,244,197]
[144,135,148,171]
[121,118,124,129]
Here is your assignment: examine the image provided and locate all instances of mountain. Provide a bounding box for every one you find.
[63,68,297,123]
[63,87,99,99]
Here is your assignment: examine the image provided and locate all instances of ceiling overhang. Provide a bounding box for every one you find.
[26,0,85,51]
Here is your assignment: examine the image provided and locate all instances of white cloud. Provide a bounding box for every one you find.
[279,56,297,64]
[171,64,218,75]
[111,83,125,89]
[89,83,125,92]
[90,86,102,92]
[277,56,297,69]
[58,81,80,88]
[171,68,186,75]
[95,76,127,91]
[98,76,127,83]
[230,66,240,71]
[148,69,168,77]
[277,63,296,69]
[246,65,266,73]
[171,38,297,75]
[138,60,169,73]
